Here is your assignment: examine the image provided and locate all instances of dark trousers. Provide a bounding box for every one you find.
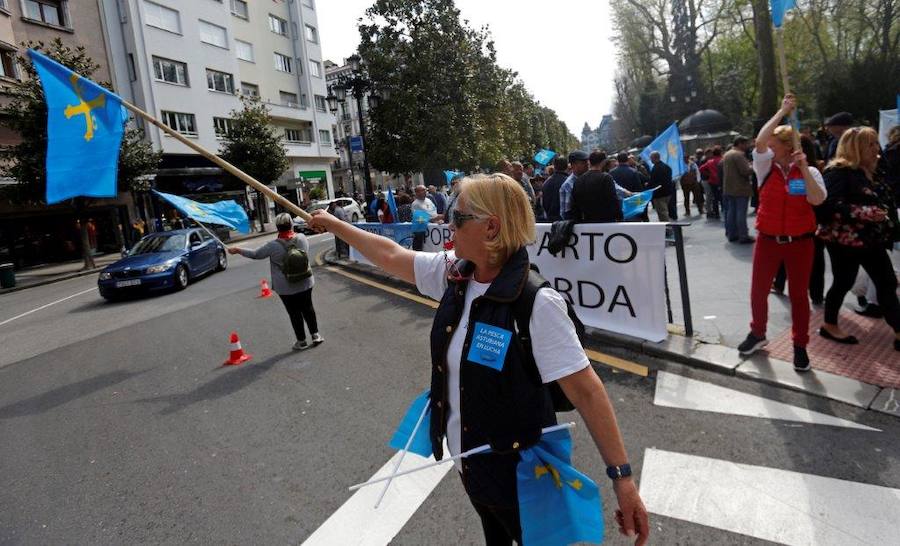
[709,184,723,217]
[471,498,522,546]
[773,238,826,302]
[279,289,318,341]
[412,231,426,251]
[824,243,900,332]
[334,236,349,258]
[667,191,678,221]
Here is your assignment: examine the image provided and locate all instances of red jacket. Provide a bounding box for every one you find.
[756,162,817,236]
[699,157,722,185]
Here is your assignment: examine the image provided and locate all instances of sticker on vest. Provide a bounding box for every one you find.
[466,322,512,371]
[788,178,806,195]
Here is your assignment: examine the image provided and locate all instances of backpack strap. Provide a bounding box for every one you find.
[511,268,551,388]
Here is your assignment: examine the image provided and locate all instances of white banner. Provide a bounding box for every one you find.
[351,222,668,342]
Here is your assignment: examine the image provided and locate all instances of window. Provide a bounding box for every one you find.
[309,60,322,78]
[284,128,311,143]
[143,0,180,33]
[304,24,317,43]
[213,117,235,138]
[0,48,18,80]
[199,20,228,48]
[319,129,330,144]
[24,0,64,26]
[268,14,287,35]
[127,54,137,82]
[230,0,248,19]
[206,69,234,93]
[279,91,298,107]
[235,39,253,62]
[314,95,327,112]
[273,52,292,73]
[152,56,189,86]
[161,111,197,136]
[240,81,259,97]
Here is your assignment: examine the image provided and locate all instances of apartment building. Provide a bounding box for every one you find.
[100,0,337,218]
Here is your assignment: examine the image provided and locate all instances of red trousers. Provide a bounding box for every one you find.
[750,236,814,347]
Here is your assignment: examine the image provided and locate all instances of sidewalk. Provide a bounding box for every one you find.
[323,208,900,419]
[0,224,279,295]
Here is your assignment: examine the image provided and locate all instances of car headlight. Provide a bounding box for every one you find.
[146,262,175,274]
[99,271,111,280]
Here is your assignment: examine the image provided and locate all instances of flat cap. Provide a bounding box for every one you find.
[568,150,589,162]
[824,112,853,127]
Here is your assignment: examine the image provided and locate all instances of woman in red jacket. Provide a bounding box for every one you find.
[737,95,826,371]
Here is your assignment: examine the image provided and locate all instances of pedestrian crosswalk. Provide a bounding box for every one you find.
[643,370,896,545]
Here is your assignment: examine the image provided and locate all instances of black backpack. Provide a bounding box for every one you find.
[511,268,585,412]
[277,238,311,282]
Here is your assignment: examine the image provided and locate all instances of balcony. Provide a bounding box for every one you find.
[264,100,312,121]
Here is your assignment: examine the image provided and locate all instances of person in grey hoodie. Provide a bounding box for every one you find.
[228,213,322,350]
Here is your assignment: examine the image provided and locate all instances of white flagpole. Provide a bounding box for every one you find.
[349,422,576,492]
[374,399,430,509]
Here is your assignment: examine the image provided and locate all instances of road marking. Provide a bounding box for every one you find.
[323,260,648,376]
[301,448,451,545]
[640,448,900,545]
[0,287,96,327]
[654,371,879,431]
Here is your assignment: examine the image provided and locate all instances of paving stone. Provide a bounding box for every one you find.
[870,388,900,417]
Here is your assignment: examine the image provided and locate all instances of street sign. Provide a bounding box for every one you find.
[350,136,364,152]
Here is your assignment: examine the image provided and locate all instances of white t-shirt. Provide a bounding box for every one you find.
[411,197,437,216]
[752,148,826,201]
[413,251,590,461]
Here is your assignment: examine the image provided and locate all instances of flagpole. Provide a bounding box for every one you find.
[348,422,576,492]
[119,100,313,222]
[374,399,430,509]
[774,28,802,151]
[189,218,227,247]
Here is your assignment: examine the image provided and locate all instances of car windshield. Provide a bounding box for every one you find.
[130,234,186,255]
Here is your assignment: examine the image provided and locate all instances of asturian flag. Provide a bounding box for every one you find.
[640,123,686,179]
[28,49,128,204]
[153,191,250,234]
[770,0,797,28]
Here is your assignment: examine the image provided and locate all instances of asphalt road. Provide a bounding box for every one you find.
[1,232,897,545]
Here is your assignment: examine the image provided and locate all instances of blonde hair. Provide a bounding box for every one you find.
[828,127,879,170]
[772,125,796,149]
[458,173,535,266]
[888,125,900,145]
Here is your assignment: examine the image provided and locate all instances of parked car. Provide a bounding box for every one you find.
[293,197,364,233]
[97,228,226,300]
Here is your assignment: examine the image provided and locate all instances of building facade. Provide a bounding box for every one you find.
[99,0,337,223]
[580,115,615,153]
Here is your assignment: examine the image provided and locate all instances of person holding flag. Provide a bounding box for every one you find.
[308,173,648,545]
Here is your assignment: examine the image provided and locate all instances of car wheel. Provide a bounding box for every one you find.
[174,264,189,290]
[351,213,359,222]
[216,251,227,272]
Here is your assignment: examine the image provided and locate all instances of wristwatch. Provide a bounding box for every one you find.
[606,463,632,480]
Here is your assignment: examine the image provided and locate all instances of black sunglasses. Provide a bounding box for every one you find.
[446,194,483,228]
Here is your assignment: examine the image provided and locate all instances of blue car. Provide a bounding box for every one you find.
[98,228,227,300]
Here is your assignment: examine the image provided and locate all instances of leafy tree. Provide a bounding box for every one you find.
[0,38,159,269]
[219,96,288,230]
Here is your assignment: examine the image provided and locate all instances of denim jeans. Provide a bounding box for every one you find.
[723,195,749,240]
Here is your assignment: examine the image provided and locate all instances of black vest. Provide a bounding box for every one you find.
[429,247,557,505]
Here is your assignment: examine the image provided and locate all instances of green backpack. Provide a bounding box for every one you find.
[277,238,312,282]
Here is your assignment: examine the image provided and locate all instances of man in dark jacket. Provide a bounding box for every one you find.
[610,152,645,193]
[823,111,853,163]
[571,151,622,223]
[541,156,569,222]
[649,151,674,222]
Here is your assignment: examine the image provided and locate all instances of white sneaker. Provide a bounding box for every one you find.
[293,340,310,351]
[311,333,325,345]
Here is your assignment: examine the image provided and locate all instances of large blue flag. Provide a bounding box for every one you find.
[770,0,796,28]
[517,428,603,546]
[28,49,128,204]
[388,390,433,457]
[640,122,686,179]
[622,188,657,220]
[444,170,464,187]
[386,186,400,223]
[153,190,250,234]
[533,149,557,166]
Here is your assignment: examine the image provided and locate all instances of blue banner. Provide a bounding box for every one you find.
[770,0,796,28]
[517,429,603,546]
[350,135,364,152]
[640,122,686,179]
[622,188,657,220]
[29,49,128,204]
[533,149,557,166]
[386,186,400,222]
[443,170,464,187]
[153,190,250,234]
[388,390,433,458]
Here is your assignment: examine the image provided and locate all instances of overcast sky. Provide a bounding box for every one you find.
[315,0,616,137]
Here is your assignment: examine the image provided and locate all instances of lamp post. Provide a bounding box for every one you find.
[330,54,386,197]
[327,92,354,197]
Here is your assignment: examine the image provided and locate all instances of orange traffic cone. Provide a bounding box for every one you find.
[258,279,272,298]
[224,331,252,366]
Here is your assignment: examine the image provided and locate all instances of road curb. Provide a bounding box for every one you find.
[323,251,898,420]
[0,229,279,296]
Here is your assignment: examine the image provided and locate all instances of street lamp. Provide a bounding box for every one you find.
[327,90,355,197]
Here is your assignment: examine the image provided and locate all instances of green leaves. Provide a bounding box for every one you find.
[219,96,289,186]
